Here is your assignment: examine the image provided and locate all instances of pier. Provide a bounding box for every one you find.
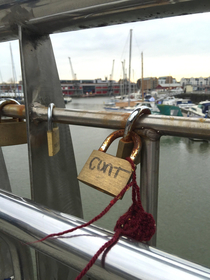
[174,92,210,103]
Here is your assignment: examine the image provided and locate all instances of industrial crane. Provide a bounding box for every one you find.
[68,57,77,80]
[109,59,115,96]
[110,59,115,81]
[68,57,80,95]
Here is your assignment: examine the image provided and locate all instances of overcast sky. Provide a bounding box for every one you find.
[0,11,210,83]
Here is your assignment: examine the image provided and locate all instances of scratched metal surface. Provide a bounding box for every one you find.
[1,0,210,41]
[19,29,84,279]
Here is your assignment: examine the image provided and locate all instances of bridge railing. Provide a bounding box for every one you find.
[0,186,210,280]
[1,1,210,279]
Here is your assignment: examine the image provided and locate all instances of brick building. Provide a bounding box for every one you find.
[137,77,158,90]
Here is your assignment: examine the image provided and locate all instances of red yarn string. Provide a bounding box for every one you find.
[33,176,132,244]
[75,231,121,280]
[101,230,121,267]
[33,158,156,280]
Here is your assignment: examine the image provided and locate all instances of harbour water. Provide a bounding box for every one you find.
[2,96,210,269]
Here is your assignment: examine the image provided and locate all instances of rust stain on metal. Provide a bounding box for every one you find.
[4,104,25,118]
[199,118,205,123]
[99,130,124,152]
[16,105,25,117]
[101,114,112,127]
[98,129,141,162]
[129,131,142,162]
[101,112,128,128]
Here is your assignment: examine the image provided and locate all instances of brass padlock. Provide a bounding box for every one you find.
[116,106,150,164]
[78,129,142,197]
[0,99,27,146]
[47,103,60,156]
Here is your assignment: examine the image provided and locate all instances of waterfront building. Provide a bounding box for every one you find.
[199,77,204,87]
[137,77,158,91]
[60,78,136,96]
[156,83,182,92]
[137,76,178,92]
[180,76,210,90]
[184,84,193,93]
[158,76,177,85]
[1,79,137,97]
[189,77,196,85]
[0,82,22,96]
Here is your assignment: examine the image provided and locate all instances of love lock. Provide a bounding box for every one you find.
[47,103,60,156]
[116,106,151,164]
[0,99,27,146]
[78,129,142,197]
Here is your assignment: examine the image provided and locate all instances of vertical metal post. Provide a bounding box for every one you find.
[18,26,83,279]
[0,148,11,192]
[139,129,160,247]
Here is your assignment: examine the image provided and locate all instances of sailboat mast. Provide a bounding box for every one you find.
[133,69,135,92]
[121,61,124,97]
[128,29,132,106]
[141,52,144,101]
[9,42,17,97]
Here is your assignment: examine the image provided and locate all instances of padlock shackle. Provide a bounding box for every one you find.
[47,103,55,131]
[0,99,21,123]
[124,106,151,140]
[129,131,142,162]
[98,129,142,162]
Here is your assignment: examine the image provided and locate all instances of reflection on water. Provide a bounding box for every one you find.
[158,135,210,268]
[160,135,182,145]
[187,138,210,154]
[199,141,210,152]
[161,135,210,154]
[1,97,210,269]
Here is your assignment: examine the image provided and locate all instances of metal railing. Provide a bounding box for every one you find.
[1,80,210,278]
[1,189,210,280]
[2,103,210,236]
[2,103,210,139]
[1,0,210,279]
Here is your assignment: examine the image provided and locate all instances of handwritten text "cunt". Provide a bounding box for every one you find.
[89,157,131,178]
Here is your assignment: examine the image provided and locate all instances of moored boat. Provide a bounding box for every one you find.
[156,104,183,116]
[187,100,210,118]
[124,101,160,114]
[63,96,72,104]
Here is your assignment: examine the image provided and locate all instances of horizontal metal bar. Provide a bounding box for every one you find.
[0,189,209,280]
[1,0,210,41]
[2,104,26,118]
[2,103,210,140]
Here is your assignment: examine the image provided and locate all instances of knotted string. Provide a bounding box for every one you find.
[34,158,156,280]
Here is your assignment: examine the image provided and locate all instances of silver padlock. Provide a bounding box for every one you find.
[116,106,151,164]
[47,103,60,156]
